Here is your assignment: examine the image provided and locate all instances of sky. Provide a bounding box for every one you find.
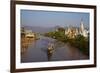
[21,10,89,28]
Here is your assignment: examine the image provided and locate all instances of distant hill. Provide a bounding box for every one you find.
[22,25,57,34]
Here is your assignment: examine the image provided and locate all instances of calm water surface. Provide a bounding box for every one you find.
[21,36,89,63]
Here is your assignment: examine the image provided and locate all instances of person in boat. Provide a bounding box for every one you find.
[47,43,54,61]
[48,43,54,53]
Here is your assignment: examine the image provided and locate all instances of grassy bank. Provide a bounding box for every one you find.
[44,31,89,55]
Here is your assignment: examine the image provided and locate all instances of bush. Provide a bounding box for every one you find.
[68,35,89,55]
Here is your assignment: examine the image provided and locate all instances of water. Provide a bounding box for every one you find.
[21,36,89,63]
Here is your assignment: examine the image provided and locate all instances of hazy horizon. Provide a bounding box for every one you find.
[21,10,89,28]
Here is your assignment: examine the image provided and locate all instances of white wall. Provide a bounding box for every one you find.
[0,0,100,73]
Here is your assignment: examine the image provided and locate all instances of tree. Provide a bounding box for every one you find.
[74,35,89,55]
[57,27,65,32]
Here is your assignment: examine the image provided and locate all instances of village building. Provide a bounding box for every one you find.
[21,27,36,38]
[25,30,36,38]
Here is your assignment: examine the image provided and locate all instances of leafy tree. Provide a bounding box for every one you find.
[57,27,65,32]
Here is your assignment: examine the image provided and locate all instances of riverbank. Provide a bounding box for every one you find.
[44,31,89,56]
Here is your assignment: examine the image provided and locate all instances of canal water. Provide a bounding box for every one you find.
[21,36,89,63]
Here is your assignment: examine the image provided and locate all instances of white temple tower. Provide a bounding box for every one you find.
[80,19,84,33]
[79,19,88,37]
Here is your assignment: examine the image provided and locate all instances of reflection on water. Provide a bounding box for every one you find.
[21,36,89,63]
[21,37,35,54]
